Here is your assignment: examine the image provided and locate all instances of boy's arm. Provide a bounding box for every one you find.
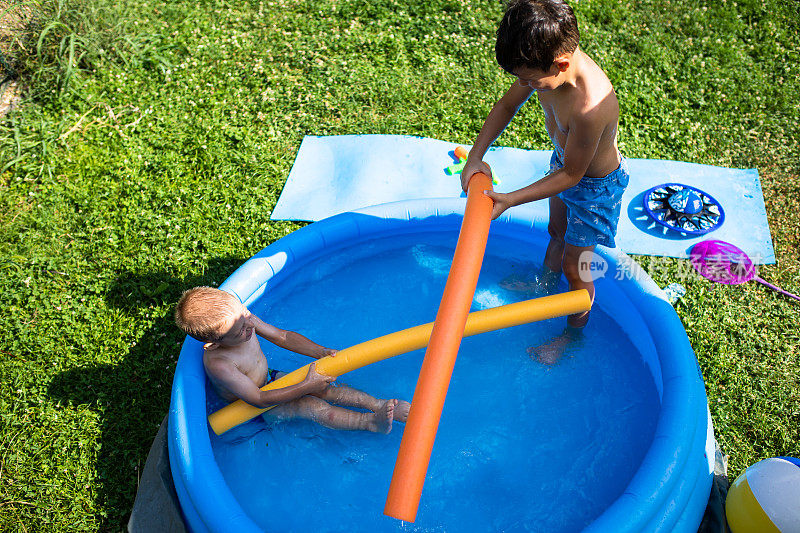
[461,82,534,191]
[206,358,334,408]
[250,314,335,359]
[484,109,606,220]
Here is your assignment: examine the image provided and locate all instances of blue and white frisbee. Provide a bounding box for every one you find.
[643,183,724,236]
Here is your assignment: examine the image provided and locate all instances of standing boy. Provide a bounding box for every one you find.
[460,0,629,362]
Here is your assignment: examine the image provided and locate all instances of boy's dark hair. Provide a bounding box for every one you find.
[495,0,579,74]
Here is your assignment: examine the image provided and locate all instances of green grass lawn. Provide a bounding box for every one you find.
[1,0,798,529]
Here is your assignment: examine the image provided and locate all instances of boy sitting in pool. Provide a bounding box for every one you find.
[174,286,410,433]
[460,0,629,363]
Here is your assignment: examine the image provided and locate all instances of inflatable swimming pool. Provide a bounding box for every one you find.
[168,198,715,532]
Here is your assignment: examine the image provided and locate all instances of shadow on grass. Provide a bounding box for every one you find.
[48,256,246,530]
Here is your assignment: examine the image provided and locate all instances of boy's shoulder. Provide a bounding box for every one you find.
[202,345,239,373]
[201,351,243,403]
[577,53,615,99]
[567,54,618,124]
[202,337,264,373]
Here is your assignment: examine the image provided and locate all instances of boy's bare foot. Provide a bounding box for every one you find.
[499,276,536,292]
[528,326,583,365]
[372,399,397,434]
[528,336,570,365]
[499,267,560,295]
[499,271,538,292]
[393,400,411,423]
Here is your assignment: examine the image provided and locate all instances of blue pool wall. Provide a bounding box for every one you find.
[168,198,715,532]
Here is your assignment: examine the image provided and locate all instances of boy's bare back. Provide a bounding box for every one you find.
[535,49,619,178]
[500,45,619,185]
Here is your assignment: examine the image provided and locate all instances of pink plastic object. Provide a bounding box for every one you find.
[690,240,800,302]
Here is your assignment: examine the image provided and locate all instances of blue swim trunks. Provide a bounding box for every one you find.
[259,369,282,388]
[550,151,630,248]
[266,369,281,384]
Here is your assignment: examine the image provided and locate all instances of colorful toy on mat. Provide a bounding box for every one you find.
[445,146,499,185]
[453,145,469,162]
[725,456,800,533]
[444,147,467,175]
[690,240,800,302]
[643,182,724,236]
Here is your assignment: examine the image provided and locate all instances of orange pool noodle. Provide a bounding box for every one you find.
[384,172,493,522]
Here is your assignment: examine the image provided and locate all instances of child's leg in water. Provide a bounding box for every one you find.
[501,197,567,294]
[543,196,569,274]
[312,383,410,423]
[268,395,399,434]
[562,243,596,327]
[530,243,595,364]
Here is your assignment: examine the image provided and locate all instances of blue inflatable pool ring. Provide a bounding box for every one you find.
[168,199,715,532]
[643,183,724,236]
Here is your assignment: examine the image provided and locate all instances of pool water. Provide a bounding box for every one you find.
[209,232,660,532]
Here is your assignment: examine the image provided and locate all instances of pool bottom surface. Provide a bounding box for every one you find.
[209,232,661,532]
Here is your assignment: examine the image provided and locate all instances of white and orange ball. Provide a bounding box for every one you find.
[726,456,800,532]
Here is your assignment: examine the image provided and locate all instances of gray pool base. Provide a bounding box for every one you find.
[127,416,732,533]
[127,416,185,533]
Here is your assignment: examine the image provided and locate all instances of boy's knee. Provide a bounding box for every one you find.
[309,384,333,399]
[561,260,581,283]
[291,395,327,416]
[547,222,566,242]
[301,397,338,425]
[562,249,591,284]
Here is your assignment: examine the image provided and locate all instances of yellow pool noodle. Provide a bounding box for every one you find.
[207,289,590,435]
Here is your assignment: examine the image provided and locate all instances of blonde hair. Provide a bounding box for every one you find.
[174,286,241,342]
